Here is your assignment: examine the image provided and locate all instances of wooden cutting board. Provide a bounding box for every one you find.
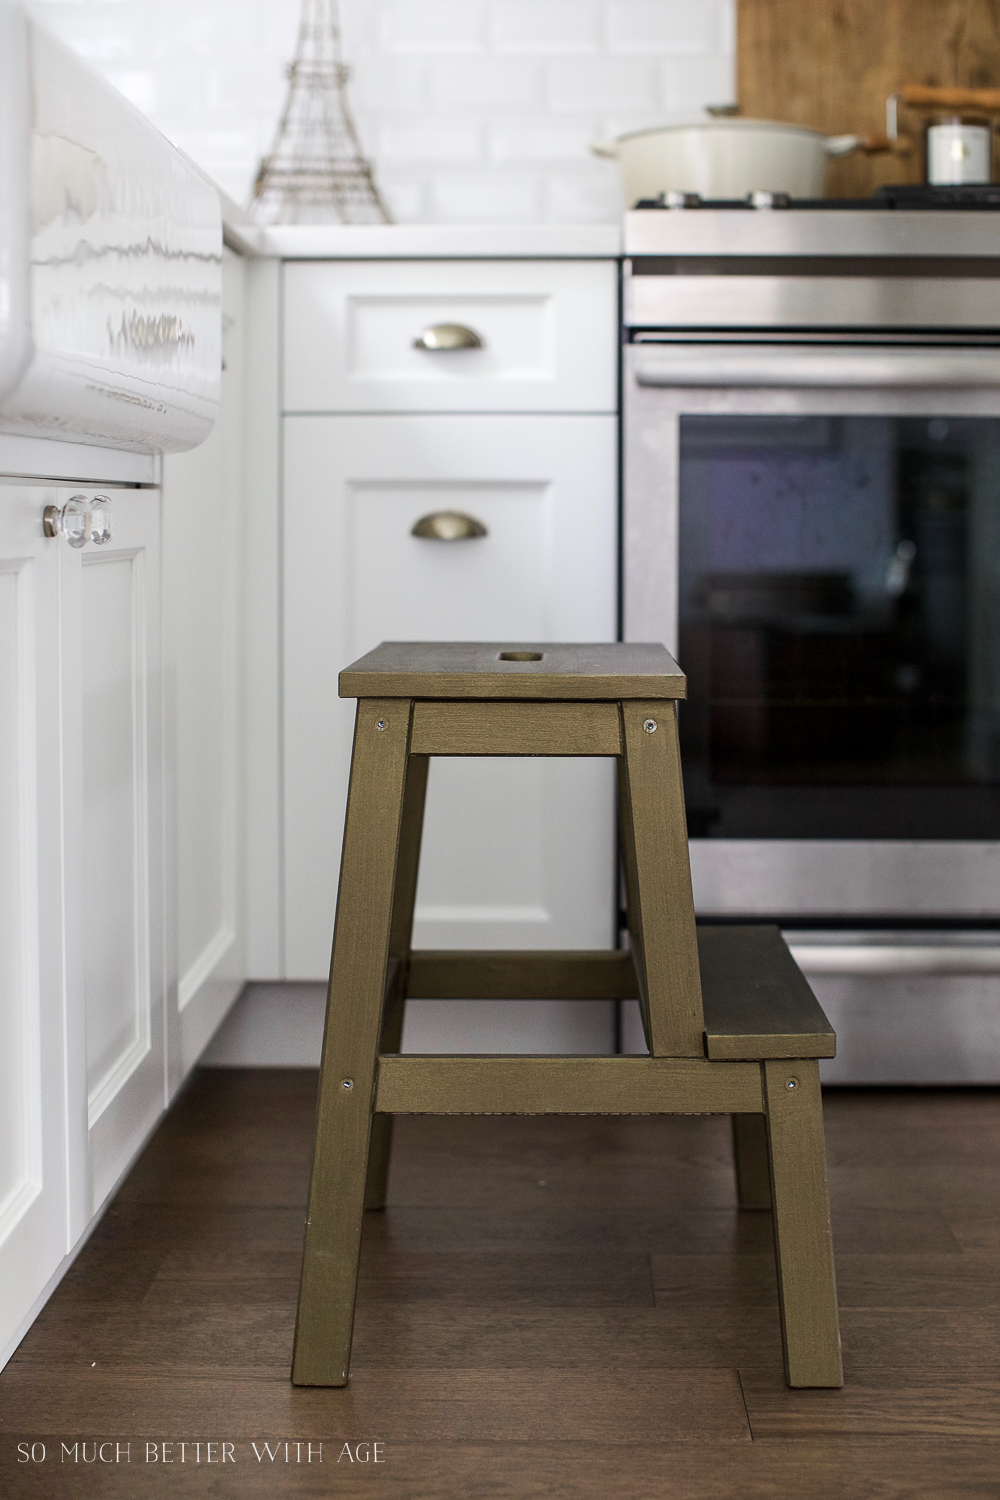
[737,0,1000,198]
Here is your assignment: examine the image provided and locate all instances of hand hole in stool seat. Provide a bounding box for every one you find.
[498,650,543,661]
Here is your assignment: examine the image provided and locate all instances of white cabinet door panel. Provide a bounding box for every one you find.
[283,260,618,414]
[0,484,67,1357]
[72,490,165,1214]
[283,414,617,979]
[163,247,247,1078]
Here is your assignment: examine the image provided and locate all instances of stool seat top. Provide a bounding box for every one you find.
[340,642,686,701]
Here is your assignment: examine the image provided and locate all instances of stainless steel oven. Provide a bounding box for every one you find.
[623,204,1000,1080]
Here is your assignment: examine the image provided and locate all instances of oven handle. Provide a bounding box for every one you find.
[634,346,1000,388]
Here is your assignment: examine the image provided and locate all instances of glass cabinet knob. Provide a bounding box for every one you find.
[43,496,91,548]
[42,495,113,547]
[90,496,113,545]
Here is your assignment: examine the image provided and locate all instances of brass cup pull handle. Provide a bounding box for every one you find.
[413,322,484,351]
[411,510,488,541]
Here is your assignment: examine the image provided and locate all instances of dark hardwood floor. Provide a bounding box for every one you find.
[2,1069,999,1496]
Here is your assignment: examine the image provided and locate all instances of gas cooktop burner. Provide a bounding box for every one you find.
[636,184,1000,211]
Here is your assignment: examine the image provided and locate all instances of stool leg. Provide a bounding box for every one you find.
[617,767,651,1052]
[763,1059,843,1388]
[292,699,414,1387]
[365,753,429,1211]
[731,1113,772,1210]
[618,701,703,1058]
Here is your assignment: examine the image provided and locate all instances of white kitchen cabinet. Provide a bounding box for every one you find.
[0,267,247,1361]
[0,22,225,1363]
[283,413,618,979]
[0,478,166,1359]
[0,481,69,1363]
[72,489,166,1218]
[162,247,248,1078]
[283,259,617,415]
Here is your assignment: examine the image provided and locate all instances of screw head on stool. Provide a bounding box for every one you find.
[341,1078,354,1090]
[375,719,388,732]
[642,718,658,734]
[785,1077,799,1091]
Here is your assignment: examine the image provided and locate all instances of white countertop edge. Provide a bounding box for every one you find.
[222,217,622,260]
[0,434,157,486]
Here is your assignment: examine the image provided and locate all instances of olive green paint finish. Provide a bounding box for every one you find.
[292,700,414,1387]
[293,644,841,1391]
[364,753,429,1213]
[407,949,640,1001]
[411,699,623,756]
[732,1112,773,1210]
[374,1055,764,1116]
[340,641,687,702]
[619,703,704,1058]
[700,927,837,1061]
[763,1059,844,1388]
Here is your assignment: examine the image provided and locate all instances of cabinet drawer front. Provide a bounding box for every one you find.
[283,260,618,413]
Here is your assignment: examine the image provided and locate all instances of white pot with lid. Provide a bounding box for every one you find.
[593,118,874,206]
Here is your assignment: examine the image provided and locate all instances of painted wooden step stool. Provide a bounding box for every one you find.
[292,642,843,1390]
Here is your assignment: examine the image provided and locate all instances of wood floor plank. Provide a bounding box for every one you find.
[362,1204,776,1255]
[838,1309,1000,1370]
[8,1306,297,1373]
[944,1216,1000,1254]
[3,1439,999,1500]
[3,1072,1000,1499]
[830,1207,962,1255]
[353,1204,960,1256]
[827,1165,1000,1213]
[16,1304,997,1381]
[8,1305,782,1376]
[0,1368,750,1445]
[381,1112,741,1210]
[352,1305,784,1371]
[357,1250,656,1307]
[140,1250,656,1312]
[652,1254,778,1307]
[651,1252,1000,1310]
[113,1071,318,1209]
[740,1367,1000,1441]
[829,1254,1000,1309]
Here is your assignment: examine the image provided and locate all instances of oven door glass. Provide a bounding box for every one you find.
[678,414,1000,840]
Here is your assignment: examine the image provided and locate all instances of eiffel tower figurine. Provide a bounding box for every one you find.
[251,0,391,224]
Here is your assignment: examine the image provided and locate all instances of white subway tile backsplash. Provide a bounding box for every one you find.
[379,0,487,54]
[32,0,735,223]
[431,55,543,109]
[603,110,686,139]
[544,169,622,223]
[488,120,601,164]
[661,54,736,114]
[547,56,659,113]
[378,174,430,222]
[489,2,601,55]
[606,0,721,55]
[351,57,430,112]
[432,169,543,222]
[379,119,483,164]
[719,0,737,58]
